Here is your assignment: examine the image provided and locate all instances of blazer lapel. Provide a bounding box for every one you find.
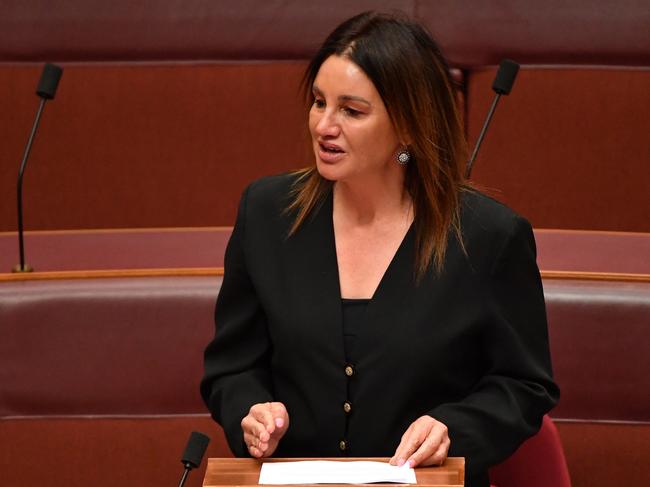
[282,190,346,364]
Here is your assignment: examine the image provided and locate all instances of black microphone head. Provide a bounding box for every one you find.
[181,431,210,469]
[36,63,63,100]
[492,59,520,95]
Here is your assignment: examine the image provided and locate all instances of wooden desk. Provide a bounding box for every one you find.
[203,457,464,487]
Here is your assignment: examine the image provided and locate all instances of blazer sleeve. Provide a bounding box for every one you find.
[429,215,560,476]
[200,184,274,456]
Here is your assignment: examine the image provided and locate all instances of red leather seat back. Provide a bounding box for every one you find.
[489,415,572,487]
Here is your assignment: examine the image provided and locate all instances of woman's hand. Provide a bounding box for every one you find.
[389,415,450,468]
[241,402,290,458]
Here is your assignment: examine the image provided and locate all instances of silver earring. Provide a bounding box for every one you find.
[396,147,411,165]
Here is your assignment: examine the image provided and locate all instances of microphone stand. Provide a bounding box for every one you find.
[177,463,192,487]
[465,94,501,179]
[12,63,63,273]
[13,98,47,273]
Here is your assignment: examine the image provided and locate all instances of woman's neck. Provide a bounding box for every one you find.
[333,170,412,227]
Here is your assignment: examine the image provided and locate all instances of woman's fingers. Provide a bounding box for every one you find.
[241,402,290,457]
[390,416,450,467]
[247,443,263,458]
[391,416,428,466]
[423,440,451,466]
[408,424,450,467]
[241,409,270,442]
[390,420,422,466]
[270,402,289,430]
[250,402,277,436]
[243,431,265,451]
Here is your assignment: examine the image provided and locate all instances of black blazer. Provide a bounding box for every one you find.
[201,173,559,487]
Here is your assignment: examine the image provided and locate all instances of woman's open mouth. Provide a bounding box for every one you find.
[317,142,346,162]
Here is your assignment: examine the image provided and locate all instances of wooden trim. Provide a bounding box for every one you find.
[535,228,650,237]
[1,267,647,283]
[3,227,645,238]
[0,226,233,237]
[552,417,650,426]
[541,270,650,283]
[0,267,224,282]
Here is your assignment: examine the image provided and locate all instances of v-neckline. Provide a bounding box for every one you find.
[332,204,415,302]
[282,187,416,368]
[327,191,416,362]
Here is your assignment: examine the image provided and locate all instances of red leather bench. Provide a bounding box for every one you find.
[2,268,648,487]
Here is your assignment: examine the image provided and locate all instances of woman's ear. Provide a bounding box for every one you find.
[399,130,412,146]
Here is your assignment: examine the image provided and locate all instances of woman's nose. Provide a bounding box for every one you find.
[314,110,340,137]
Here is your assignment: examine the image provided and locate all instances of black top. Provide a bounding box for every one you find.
[201,173,559,487]
[341,298,370,363]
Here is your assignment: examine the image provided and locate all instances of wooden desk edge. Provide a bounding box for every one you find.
[203,457,464,487]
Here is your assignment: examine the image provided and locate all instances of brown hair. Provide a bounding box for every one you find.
[288,11,468,279]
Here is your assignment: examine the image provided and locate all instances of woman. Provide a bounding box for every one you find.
[201,11,559,487]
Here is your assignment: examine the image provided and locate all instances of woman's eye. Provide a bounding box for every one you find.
[313,98,325,108]
[342,107,362,117]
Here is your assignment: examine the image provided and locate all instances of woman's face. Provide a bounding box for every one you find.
[308,55,402,183]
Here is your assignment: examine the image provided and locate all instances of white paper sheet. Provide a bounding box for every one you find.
[258,460,416,484]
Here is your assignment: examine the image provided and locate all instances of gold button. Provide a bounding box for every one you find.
[339,440,347,451]
[343,401,352,413]
[344,365,354,377]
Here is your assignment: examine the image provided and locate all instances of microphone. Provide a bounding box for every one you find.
[178,431,210,487]
[465,59,520,178]
[38,64,64,98]
[13,63,63,273]
[492,59,519,95]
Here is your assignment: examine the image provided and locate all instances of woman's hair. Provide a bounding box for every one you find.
[288,11,468,279]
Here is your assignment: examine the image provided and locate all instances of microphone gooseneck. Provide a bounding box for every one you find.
[465,59,520,179]
[178,431,210,487]
[13,63,63,273]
